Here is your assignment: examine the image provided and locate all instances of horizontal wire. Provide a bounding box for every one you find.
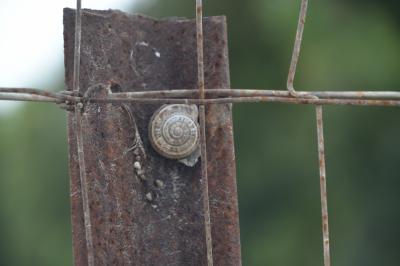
[108,89,400,100]
[0,87,79,102]
[89,95,400,107]
[0,93,60,103]
[2,88,400,107]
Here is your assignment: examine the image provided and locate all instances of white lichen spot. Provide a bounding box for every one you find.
[137,41,149,47]
[155,179,164,188]
[134,161,141,170]
[146,192,153,201]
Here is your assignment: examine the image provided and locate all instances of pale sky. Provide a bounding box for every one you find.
[0,0,145,115]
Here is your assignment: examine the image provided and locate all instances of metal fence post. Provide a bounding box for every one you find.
[64,8,241,265]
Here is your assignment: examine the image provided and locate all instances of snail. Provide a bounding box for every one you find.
[149,104,200,162]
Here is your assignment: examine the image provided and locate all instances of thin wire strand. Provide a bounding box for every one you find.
[316,106,331,266]
[287,0,309,95]
[196,0,213,265]
[0,87,78,102]
[196,0,206,100]
[0,93,59,103]
[108,89,400,100]
[73,0,82,95]
[72,1,95,266]
[89,95,400,107]
[3,88,400,105]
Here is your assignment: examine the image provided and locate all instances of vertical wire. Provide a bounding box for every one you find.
[287,0,309,95]
[288,2,332,262]
[72,1,95,265]
[196,0,206,100]
[316,105,331,266]
[73,0,82,93]
[196,0,214,265]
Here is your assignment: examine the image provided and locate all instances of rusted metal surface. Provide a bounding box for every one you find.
[316,106,331,266]
[64,8,241,266]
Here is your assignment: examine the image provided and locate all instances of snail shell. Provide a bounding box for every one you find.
[149,104,200,160]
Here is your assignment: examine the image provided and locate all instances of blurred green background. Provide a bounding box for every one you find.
[1,0,400,265]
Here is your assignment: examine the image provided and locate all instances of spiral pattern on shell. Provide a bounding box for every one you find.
[149,105,200,159]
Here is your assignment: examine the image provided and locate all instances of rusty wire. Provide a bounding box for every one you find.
[72,1,95,266]
[196,0,214,265]
[91,89,400,107]
[2,87,400,107]
[0,87,78,101]
[287,0,308,96]
[288,2,331,266]
[316,106,331,266]
[0,93,59,103]
[87,95,400,108]
[105,88,400,100]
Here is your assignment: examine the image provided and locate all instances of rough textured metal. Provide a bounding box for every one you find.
[149,104,199,160]
[64,9,241,266]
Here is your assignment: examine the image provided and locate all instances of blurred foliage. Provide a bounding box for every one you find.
[0,0,400,265]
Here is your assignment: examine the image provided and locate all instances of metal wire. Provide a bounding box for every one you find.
[287,0,309,95]
[316,106,331,266]
[87,94,400,107]
[288,2,331,265]
[3,87,400,107]
[196,0,214,265]
[72,1,95,266]
[3,88,400,108]
[0,87,78,102]
[106,89,400,100]
[0,93,59,103]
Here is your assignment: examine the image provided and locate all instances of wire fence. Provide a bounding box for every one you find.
[0,0,398,265]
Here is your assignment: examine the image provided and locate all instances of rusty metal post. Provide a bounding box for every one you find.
[64,9,241,265]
